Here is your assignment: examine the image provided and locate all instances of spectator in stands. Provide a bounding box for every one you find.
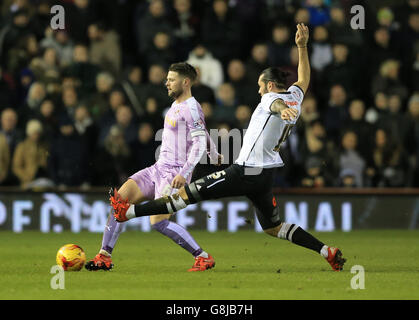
[294,7,310,26]
[36,98,58,145]
[88,22,122,76]
[376,7,399,32]
[338,168,357,188]
[245,43,269,89]
[74,105,98,184]
[372,59,408,101]
[234,104,251,129]
[144,31,176,68]
[171,0,200,60]
[136,0,172,55]
[268,24,292,67]
[18,81,46,126]
[367,28,398,79]
[409,44,419,93]
[191,66,215,105]
[200,101,215,129]
[310,25,333,73]
[213,83,237,125]
[143,64,171,115]
[338,130,365,187]
[131,122,159,171]
[65,43,100,97]
[0,108,23,157]
[88,71,115,121]
[385,94,410,144]
[327,6,363,47]
[343,99,374,159]
[306,0,330,27]
[405,93,419,186]
[365,91,388,125]
[65,0,98,44]
[0,132,10,185]
[187,44,224,91]
[365,128,408,187]
[227,59,257,106]
[201,0,242,65]
[60,86,79,121]
[0,8,33,69]
[322,43,356,96]
[40,29,74,68]
[324,84,348,140]
[48,117,89,188]
[92,124,133,186]
[300,156,328,188]
[99,88,127,128]
[0,67,13,109]
[12,119,49,188]
[120,65,147,118]
[297,94,320,137]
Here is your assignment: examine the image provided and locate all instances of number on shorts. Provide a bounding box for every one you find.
[209,170,226,180]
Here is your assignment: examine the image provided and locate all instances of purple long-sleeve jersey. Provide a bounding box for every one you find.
[157,96,218,178]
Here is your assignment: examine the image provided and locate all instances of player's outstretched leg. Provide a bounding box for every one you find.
[265,223,346,271]
[150,216,215,272]
[86,182,140,271]
[85,188,126,271]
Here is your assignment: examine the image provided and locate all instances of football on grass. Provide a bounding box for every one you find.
[56,244,86,271]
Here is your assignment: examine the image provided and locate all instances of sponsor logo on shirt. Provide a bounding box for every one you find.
[284,100,298,106]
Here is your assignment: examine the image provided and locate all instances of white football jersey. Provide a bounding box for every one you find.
[235,85,304,168]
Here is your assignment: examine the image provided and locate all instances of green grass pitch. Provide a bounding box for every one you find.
[1,230,418,300]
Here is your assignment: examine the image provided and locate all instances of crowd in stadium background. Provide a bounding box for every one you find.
[0,0,418,189]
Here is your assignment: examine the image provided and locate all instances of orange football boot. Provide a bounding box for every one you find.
[85,253,114,271]
[188,254,215,272]
[109,187,130,222]
[326,247,346,271]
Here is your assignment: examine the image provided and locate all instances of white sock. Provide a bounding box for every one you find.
[99,249,111,257]
[198,251,209,258]
[126,205,136,219]
[320,245,329,258]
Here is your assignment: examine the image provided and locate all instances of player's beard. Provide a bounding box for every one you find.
[169,87,183,100]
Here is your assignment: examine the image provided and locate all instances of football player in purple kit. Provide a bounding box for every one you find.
[85,62,222,272]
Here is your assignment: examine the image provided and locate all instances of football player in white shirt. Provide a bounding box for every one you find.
[111,24,346,271]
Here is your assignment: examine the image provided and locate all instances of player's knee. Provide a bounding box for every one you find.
[150,214,172,225]
[118,179,144,203]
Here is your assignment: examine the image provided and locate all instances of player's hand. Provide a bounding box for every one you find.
[280,107,298,121]
[295,23,309,48]
[171,174,186,189]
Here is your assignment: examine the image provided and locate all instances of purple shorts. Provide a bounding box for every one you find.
[129,162,191,200]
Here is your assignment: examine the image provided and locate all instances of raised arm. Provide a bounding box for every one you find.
[293,23,310,94]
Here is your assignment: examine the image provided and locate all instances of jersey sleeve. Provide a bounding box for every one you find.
[261,92,282,113]
[184,101,206,138]
[287,85,305,105]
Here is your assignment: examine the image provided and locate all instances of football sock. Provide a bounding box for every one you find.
[277,223,324,253]
[99,249,111,257]
[320,245,329,258]
[101,210,124,254]
[198,251,209,258]
[134,196,176,217]
[152,219,203,257]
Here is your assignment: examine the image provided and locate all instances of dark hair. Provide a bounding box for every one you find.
[260,67,290,89]
[168,62,197,82]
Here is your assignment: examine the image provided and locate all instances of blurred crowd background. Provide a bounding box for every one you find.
[0,0,418,189]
